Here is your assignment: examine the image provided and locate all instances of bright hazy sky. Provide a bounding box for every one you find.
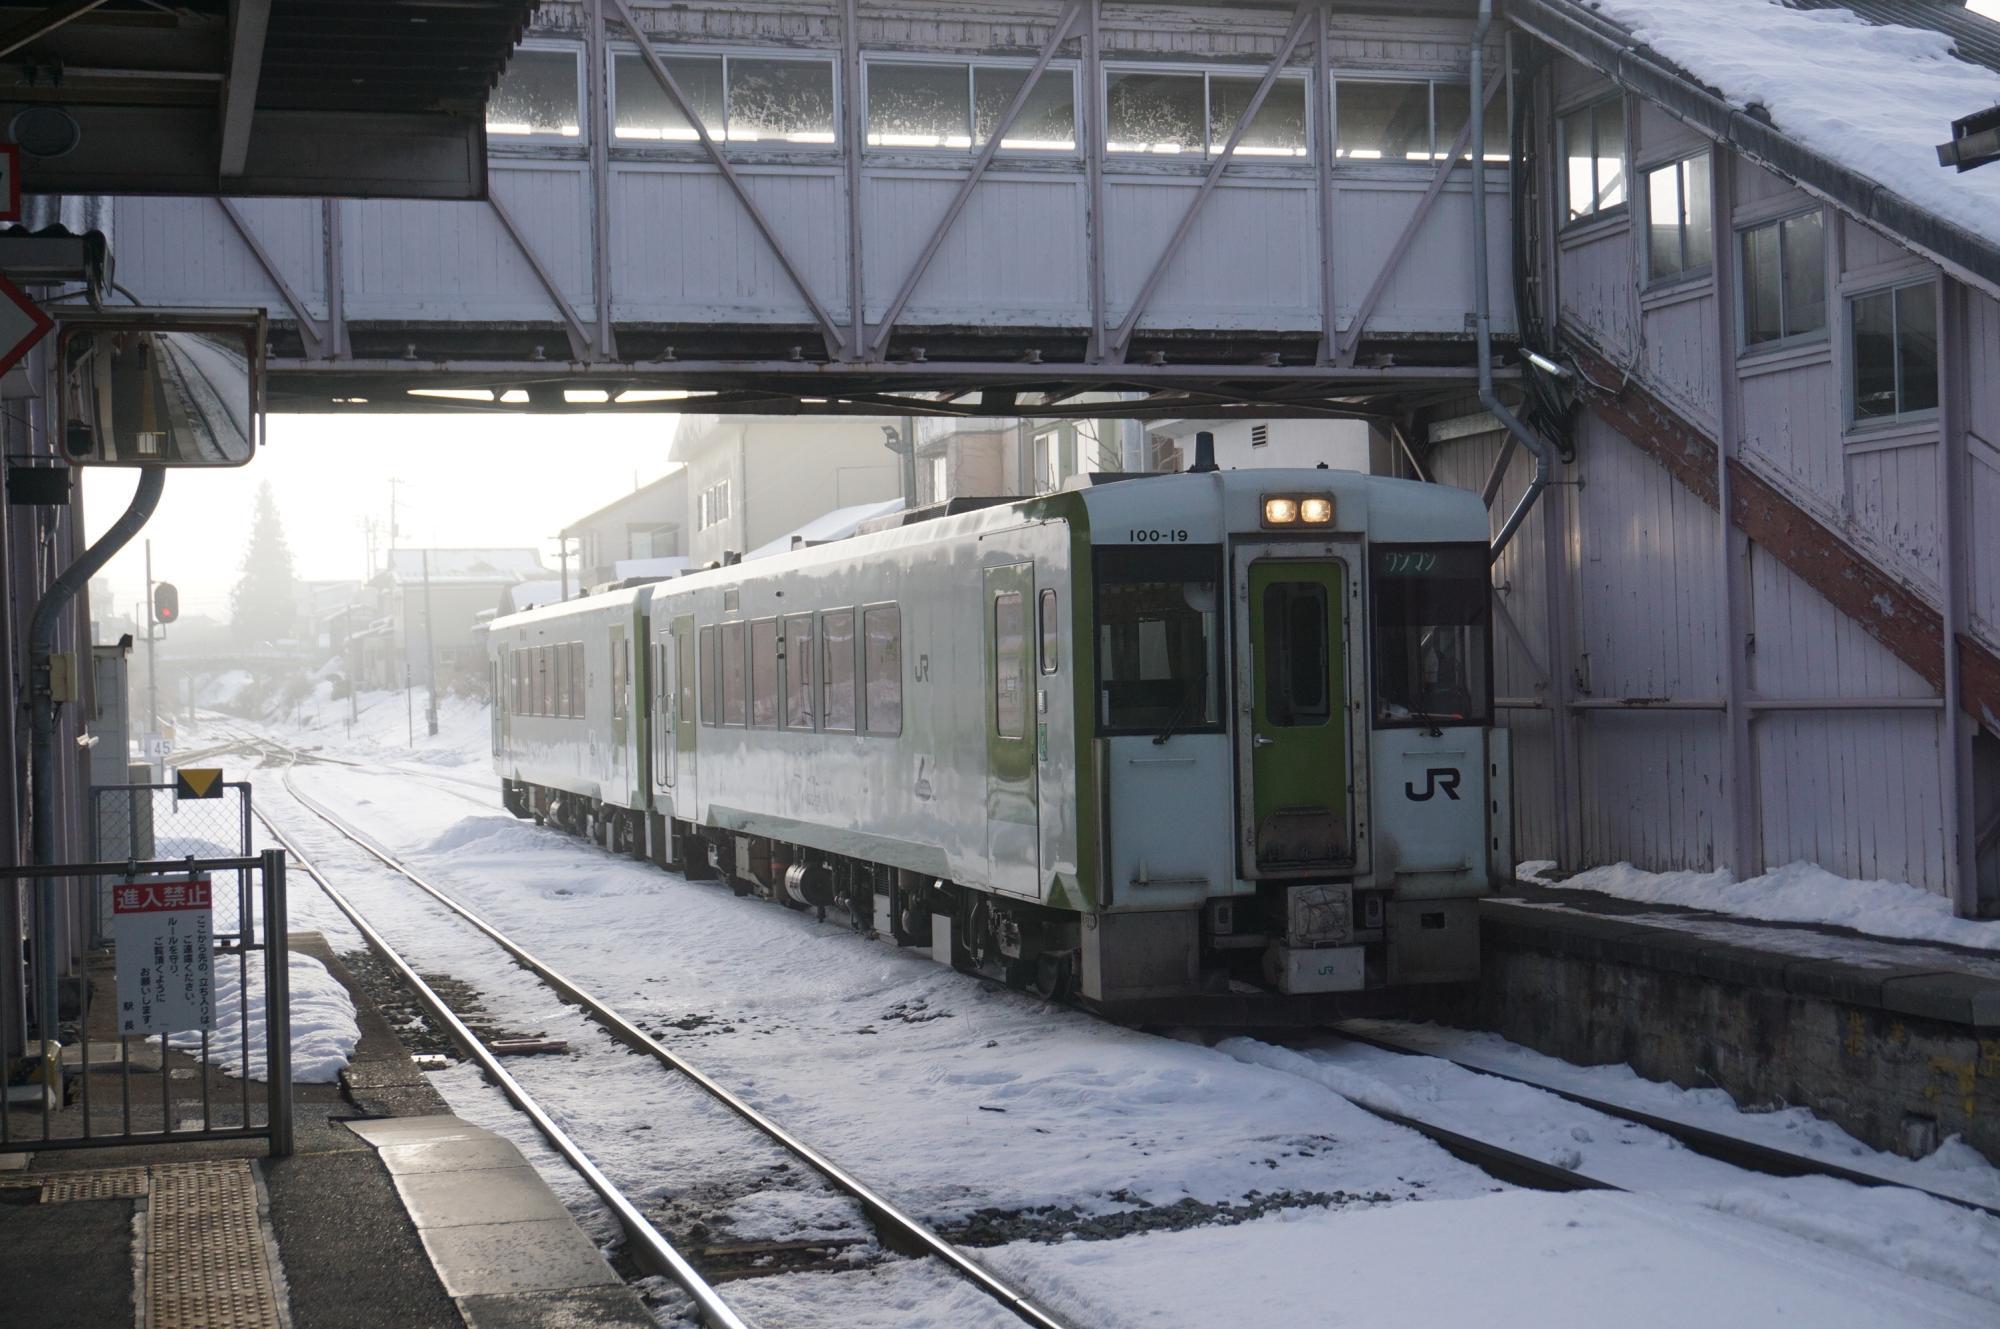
[84,413,682,622]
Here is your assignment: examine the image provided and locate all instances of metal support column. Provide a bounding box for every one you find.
[261,848,294,1157]
[584,0,617,362]
[1709,143,1758,879]
[1938,276,1978,916]
[841,0,866,360]
[1081,0,1107,362]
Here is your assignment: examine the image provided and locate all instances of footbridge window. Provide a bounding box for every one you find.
[1106,68,1308,158]
[1559,95,1626,222]
[489,46,583,140]
[866,59,1078,152]
[611,50,836,147]
[1644,153,1713,284]
[1850,279,1939,424]
[1741,211,1826,348]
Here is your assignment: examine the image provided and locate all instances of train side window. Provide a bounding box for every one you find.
[612,639,629,723]
[862,604,902,736]
[750,618,780,727]
[782,613,814,729]
[571,643,586,717]
[555,641,572,717]
[680,629,698,726]
[721,621,747,726]
[537,646,552,715]
[994,591,1026,738]
[1038,588,1059,674]
[821,609,857,733]
[699,626,719,726]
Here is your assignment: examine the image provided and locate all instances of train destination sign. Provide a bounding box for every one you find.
[112,875,215,1036]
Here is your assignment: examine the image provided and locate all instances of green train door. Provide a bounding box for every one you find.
[1242,554,1351,874]
[984,563,1040,898]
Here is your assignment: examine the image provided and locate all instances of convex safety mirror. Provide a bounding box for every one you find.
[56,308,265,467]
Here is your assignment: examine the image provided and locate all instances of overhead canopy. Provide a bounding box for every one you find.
[0,0,538,199]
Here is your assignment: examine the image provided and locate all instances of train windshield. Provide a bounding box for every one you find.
[1095,544,1222,736]
[1370,543,1492,728]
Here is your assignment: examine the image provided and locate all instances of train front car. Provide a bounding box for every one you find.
[1071,467,1506,1019]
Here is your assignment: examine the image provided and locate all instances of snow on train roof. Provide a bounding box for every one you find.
[1584,0,2000,252]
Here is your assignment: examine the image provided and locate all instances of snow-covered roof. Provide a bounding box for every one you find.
[1529,0,2000,293]
[743,497,907,562]
[379,548,547,586]
[611,556,690,581]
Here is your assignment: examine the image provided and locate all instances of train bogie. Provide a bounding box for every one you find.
[491,467,1506,1019]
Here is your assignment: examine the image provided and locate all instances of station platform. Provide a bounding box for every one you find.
[1472,883,2000,1161]
[0,935,653,1329]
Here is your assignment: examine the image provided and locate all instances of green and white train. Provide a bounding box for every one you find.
[489,464,1510,1019]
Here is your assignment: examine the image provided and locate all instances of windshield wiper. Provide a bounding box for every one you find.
[1151,676,1202,746]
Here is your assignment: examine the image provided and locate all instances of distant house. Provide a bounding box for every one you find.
[365,548,547,691]
[912,415,1145,505]
[668,415,903,568]
[561,468,688,589]
[1144,419,1384,475]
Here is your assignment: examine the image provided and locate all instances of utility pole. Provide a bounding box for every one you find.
[143,539,158,743]
[421,548,439,737]
[556,531,570,602]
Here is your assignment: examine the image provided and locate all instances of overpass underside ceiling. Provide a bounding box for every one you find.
[264,326,1507,420]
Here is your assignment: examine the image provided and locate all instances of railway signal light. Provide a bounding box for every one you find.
[153,581,179,625]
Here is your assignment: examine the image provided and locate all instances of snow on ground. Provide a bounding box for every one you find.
[204,706,2000,1325]
[1587,0,2000,252]
[1518,858,2000,952]
[169,950,361,1084]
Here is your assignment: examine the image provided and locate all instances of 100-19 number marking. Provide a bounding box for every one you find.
[1128,528,1190,543]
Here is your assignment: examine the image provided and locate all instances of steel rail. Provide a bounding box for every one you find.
[269,754,1075,1329]
[250,795,757,1329]
[1329,1028,2000,1220]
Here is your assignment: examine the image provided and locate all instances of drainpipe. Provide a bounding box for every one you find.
[29,465,166,1042]
[1472,0,1558,562]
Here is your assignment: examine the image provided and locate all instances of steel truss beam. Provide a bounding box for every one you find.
[1107,1,1315,363]
[865,1,1085,359]
[606,0,845,357]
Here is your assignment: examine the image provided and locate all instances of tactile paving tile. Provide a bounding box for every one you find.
[39,1165,151,1202]
[145,1160,284,1329]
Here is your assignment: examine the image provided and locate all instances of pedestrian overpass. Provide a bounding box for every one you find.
[110,0,1513,419]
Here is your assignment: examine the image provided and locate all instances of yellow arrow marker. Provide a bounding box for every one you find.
[175,768,223,800]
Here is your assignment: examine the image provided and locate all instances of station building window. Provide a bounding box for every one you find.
[750,619,780,728]
[1644,153,1712,284]
[862,604,902,736]
[612,51,836,146]
[1105,68,1307,158]
[488,47,583,140]
[1559,95,1626,222]
[821,609,857,733]
[1850,279,1938,424]
[1332,78,1506,163]
[783,614,814,729]
[1741,211,1825,347]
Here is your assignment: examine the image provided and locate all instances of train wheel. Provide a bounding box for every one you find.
[1030,952,1074,1003]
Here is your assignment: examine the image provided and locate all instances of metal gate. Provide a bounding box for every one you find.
[90,780,254,943]
[3,849,293,1157]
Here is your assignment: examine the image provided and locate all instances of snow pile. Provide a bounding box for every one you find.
[1519,859,2000,952]
[170,950,361,1083]
[198,669,255,708]
[1587,0,2000,252]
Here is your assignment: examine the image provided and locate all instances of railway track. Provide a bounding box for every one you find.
[252,745,1073,1329]
[1321,1024,2000,1220]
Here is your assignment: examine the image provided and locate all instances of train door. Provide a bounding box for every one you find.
[609,624,630,796]
[674,615,697,810]
[983,563,1041,898]
[1236,546,1353,876]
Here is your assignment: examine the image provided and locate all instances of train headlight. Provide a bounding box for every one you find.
[1299,497,1334,524]
[1262,497,1299,525]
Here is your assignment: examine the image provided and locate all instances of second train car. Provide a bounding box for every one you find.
[490,463,1509,1019]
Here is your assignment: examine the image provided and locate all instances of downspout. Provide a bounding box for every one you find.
[30,465,166,1041]
[1473,0,1557,562]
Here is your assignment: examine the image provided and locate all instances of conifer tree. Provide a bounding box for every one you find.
[229,481,298,644]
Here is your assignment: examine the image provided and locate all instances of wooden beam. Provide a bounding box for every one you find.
[1568,335,2000,739]
[218,0,271,178]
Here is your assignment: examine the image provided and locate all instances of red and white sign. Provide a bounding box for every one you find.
[113,875,215,1036]
[0,144,19,222]
[0,271,51,379]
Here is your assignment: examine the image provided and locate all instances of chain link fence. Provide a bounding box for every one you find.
[91,782,254,940]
